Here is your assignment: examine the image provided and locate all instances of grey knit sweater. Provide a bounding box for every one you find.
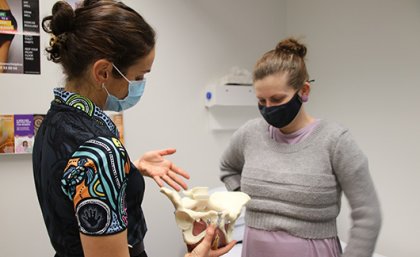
[220,118,381,257]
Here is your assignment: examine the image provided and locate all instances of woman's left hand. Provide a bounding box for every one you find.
[133,148,190,191]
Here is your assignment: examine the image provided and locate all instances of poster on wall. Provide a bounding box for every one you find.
[14,114,34,153]
[0,114,14,153]
[33,113,45,136]
[0,0,40,74]
[0,113,44,155]
[110,113,124,144]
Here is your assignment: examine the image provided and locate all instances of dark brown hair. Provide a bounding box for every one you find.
[42,0,156,80]
[253,38,309,90]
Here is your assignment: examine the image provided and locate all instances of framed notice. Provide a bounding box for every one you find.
[0,114,14,153]
[0,0,40,74]
[0,113,44,155]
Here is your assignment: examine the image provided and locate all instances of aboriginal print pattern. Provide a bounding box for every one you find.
[61,136,131,235]
[53,88,118,137]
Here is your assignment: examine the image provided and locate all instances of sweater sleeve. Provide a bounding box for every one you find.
[332,130,382,257]
[219,126,246,191]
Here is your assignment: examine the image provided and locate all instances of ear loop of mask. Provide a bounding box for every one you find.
[101,70,110,94]
[101,64,128,95]
[112,64,130,83]
[102,82,109,94]
[300,79,315,102]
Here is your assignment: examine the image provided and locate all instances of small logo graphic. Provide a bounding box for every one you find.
[76,199,111,234]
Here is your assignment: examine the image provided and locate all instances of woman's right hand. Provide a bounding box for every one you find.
[185,225,236,257]
[133,148,190,191]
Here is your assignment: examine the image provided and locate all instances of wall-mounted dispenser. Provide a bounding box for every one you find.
[205,67,256,108]
[204,84,255,108]
[204,67,260,130]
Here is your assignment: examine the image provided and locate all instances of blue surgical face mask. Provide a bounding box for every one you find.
[103,64,146,112]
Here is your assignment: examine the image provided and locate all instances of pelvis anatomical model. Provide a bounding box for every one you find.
[160,187,250,251]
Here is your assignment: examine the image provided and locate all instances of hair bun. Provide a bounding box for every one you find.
[49,1,75,36]
[275,38,307,58]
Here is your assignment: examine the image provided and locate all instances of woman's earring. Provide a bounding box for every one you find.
[301,95,309,102]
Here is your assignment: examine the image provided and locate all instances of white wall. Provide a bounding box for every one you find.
[1,1,419,257]
[125,1,286,256]
[284,1,420,257]
[0,0,285,256]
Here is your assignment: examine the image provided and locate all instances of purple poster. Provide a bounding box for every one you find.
[14,114,34,153]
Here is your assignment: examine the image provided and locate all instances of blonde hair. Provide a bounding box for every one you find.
[253,38,309,90]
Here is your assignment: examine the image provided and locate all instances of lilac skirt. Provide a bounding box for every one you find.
[241,226,342,257]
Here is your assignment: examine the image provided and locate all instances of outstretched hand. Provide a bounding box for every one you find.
[185,225,236,257]
[133,148,190,191]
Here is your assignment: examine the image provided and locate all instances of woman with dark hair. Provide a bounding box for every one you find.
[220,38,382,257]
[32,1,235,257]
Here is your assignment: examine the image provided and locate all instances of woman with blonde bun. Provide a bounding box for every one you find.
[220,38,382,257]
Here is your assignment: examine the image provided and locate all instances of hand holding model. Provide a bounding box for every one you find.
[161,187,249,253]
[185,225,236,257]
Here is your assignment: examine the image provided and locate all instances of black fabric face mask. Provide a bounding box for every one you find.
[258,92,302,128]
